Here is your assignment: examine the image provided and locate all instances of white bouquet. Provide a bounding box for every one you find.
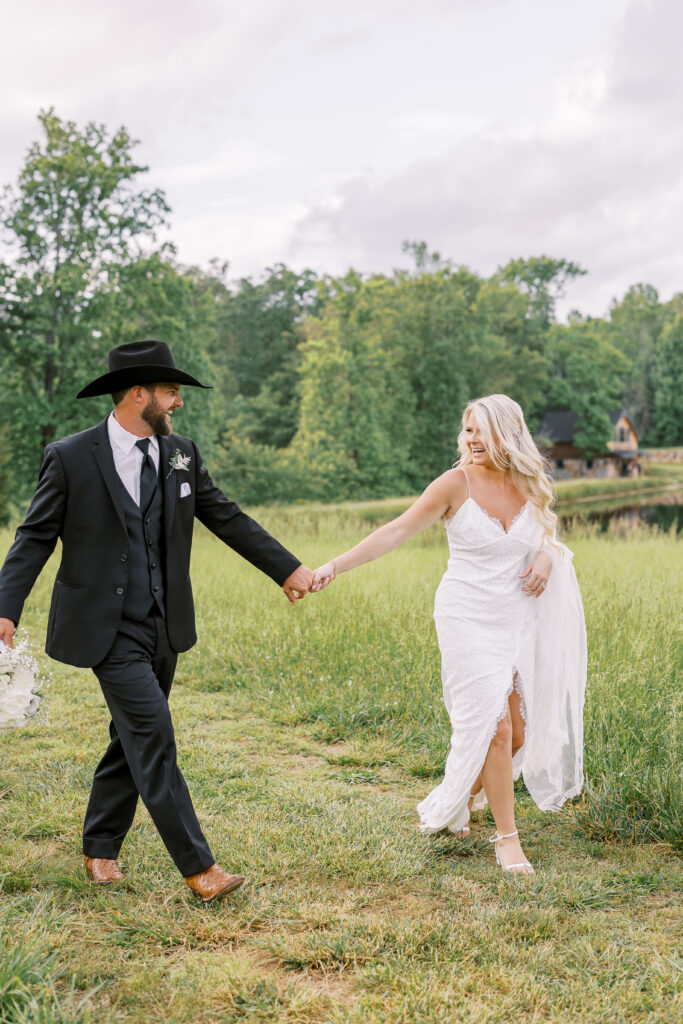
[0,638,42,730]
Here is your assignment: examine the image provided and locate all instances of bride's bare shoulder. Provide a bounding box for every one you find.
[438,467,469,519]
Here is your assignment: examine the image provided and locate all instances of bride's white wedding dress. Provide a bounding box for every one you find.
[417,470,587,833]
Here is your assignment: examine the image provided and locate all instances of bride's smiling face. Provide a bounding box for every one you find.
[465,413,498,469]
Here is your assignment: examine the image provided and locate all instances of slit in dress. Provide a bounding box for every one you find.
[466,668,529,818]
[487,667,528,749]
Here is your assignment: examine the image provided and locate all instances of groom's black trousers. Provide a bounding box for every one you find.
[82,611,214,876]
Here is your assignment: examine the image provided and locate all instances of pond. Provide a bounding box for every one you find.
[558,493,683,533]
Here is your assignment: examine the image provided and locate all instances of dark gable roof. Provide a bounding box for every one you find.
[609,408,639,433]
[536,408,638,445]
[536,410,580,444]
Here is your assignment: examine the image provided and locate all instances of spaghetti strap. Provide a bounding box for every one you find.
[460,467,471,497]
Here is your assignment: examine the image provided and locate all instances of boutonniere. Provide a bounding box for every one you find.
[166,448,191,479]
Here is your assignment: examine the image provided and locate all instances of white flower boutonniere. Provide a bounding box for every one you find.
[166,448,192,479]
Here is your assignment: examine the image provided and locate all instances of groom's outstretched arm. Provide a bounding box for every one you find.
[190,442,312,600]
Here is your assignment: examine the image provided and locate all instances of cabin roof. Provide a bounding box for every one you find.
[536,410,579,444]
[609,408,638,432]
[537,408,639,444]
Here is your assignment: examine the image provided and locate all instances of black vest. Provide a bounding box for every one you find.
[118,471,166,621]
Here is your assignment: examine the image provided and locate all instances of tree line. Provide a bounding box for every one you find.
[1,111,681,519]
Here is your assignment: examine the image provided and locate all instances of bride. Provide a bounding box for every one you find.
[312,394,586,875]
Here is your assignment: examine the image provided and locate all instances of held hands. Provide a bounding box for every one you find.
[310,561,336,593]
[519,551,552,598]
[281,565,315,604]
[281,560,338,604]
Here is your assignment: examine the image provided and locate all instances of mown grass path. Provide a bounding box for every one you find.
[1,519,681,1022]
[2,682,681,1024]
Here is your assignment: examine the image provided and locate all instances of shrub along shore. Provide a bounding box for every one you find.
[0,518,681,1023]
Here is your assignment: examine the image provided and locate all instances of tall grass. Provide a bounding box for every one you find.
[2,515,680,849]
[568,527,682,850]
[177,513,683,850]
[0,516,681,1024]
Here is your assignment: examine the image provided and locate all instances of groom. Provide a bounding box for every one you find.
[0,340,313,902]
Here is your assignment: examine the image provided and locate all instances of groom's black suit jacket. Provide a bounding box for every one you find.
[0,418,300,667]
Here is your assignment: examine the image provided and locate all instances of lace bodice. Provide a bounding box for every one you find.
[441,494,541,606]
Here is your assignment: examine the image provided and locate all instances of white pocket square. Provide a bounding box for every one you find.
[179,482,192,498]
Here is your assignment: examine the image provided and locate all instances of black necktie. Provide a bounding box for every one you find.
[136,438,157,511]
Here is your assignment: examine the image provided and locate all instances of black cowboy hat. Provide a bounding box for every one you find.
[76,340,212,399]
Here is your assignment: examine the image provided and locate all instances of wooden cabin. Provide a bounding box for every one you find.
[536,409,643,479]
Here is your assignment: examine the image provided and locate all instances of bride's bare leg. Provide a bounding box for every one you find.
[468,687,525,807]
[480,708,533,873]
[509,687,525,755]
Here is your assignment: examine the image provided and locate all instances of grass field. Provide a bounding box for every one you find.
[0,513,681,1023]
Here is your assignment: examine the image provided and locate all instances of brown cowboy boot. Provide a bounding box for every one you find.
[83,856,125,884]
[184,864,245,903]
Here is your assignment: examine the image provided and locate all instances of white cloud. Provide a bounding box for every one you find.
[167,198,309,273]
[163,141,288,186]
[2,0,678,315]
[285,0,683,316]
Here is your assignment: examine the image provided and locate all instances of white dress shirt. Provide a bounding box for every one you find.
[107,412,160,507]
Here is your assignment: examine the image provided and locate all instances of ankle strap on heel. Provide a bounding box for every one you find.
[488,830,518,844]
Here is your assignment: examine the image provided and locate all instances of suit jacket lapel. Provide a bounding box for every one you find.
[159,435,178,546]
[91,418,127,534]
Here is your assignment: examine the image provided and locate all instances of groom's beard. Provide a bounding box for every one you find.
[142,391,172,437]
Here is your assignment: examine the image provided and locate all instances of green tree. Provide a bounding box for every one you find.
[0,427,12,525]
[391,266,480,485]
[650,314,683,445]
[401,239,452,272]
[211,435,304,506]
[392,256,554,484]
[472,277,550,427]
[545,319,630,457]
[292,272,413,501]
[210,264,321,449]
[0,109,169,494]
[498,256,587,338]
[390,250,581,483]
[607,284,663,440]
[103,255,219,457]
[204,264,323,502]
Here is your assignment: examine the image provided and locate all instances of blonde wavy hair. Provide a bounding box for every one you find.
[455,394,559,548]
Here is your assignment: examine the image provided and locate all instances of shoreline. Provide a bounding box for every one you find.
[239,480,683,517]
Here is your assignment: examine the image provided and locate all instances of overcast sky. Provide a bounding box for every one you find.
[2,0,681,319]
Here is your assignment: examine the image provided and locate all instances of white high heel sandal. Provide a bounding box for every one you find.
[448,825,470,838]
[488,829,535,876]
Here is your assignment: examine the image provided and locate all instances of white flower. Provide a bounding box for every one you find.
[168,449,191,474]
[0,639,43,730]
[11,664,35,695]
